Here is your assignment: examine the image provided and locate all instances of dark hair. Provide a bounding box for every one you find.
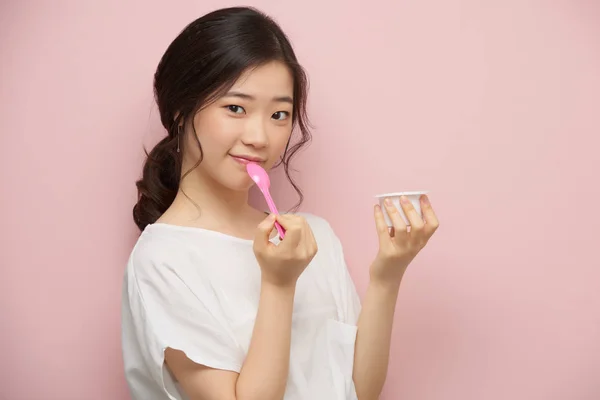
[133,6,311,231]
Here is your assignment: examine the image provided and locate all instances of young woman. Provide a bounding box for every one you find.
[121,6,439,400]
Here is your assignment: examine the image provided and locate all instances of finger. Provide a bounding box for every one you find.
[420,195,440,235]
[399,196,424,230]
[297,217,317,256]
[295,216,307,239]
[276,215,302,250]
[291,216,310,254]
[304,221,318,255]
[383,198,408,233]
[276,214,302,231]
[301,218,313,252]
[254,214,277,251]
[374,205,392,244]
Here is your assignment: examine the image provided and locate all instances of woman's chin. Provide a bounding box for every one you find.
[220,178,255,193]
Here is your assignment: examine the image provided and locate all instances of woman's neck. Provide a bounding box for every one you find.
[157,170,264,235]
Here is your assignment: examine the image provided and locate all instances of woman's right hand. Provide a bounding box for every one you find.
[253,214,318,288]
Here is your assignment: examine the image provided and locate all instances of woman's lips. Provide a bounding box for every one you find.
[230,155,265,165]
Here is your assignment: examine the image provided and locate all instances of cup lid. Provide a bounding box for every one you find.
[374,191,429,198]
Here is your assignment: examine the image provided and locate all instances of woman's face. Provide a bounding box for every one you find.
[183,61,294,192]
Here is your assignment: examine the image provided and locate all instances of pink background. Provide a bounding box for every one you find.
[2,1,599,399]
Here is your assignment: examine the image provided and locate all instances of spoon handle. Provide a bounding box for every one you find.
[263,189,286,239]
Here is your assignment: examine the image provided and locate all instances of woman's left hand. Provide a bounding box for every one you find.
[370,195,439,285]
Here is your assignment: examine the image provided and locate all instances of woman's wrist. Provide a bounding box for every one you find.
[260,277,297,297]
[368,269,404,294]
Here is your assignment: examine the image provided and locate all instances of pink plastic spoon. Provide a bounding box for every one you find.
[246,163,286,239]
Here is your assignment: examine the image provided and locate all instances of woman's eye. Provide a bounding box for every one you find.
[226,105,245,114]
[272,111,290,121]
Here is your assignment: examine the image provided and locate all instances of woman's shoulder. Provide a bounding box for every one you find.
[126,226,182,278]
[126,224,214,280]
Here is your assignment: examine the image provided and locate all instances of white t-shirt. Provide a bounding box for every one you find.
[121,213,362,400]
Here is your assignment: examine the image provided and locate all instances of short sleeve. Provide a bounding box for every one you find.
[326,223,362,326]
[126,254,244,397]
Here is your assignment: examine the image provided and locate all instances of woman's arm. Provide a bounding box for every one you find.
[352,279,401,400]
[352,196,439,400]
[236,282,296,399]
[166,281,296,400]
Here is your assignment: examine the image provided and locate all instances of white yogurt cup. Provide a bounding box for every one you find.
[375,191,429,226]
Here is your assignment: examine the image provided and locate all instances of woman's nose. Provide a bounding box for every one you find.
[241,119,269,148]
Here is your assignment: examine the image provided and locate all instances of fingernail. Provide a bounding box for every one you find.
[384,198,392,206]
[400,196,409,204]
[421,195,429,205]
[375,204,381,212]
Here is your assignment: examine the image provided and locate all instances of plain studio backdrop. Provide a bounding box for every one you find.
[1,1,599,399]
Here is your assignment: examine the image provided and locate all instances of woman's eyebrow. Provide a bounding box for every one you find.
[224,91,293,104]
